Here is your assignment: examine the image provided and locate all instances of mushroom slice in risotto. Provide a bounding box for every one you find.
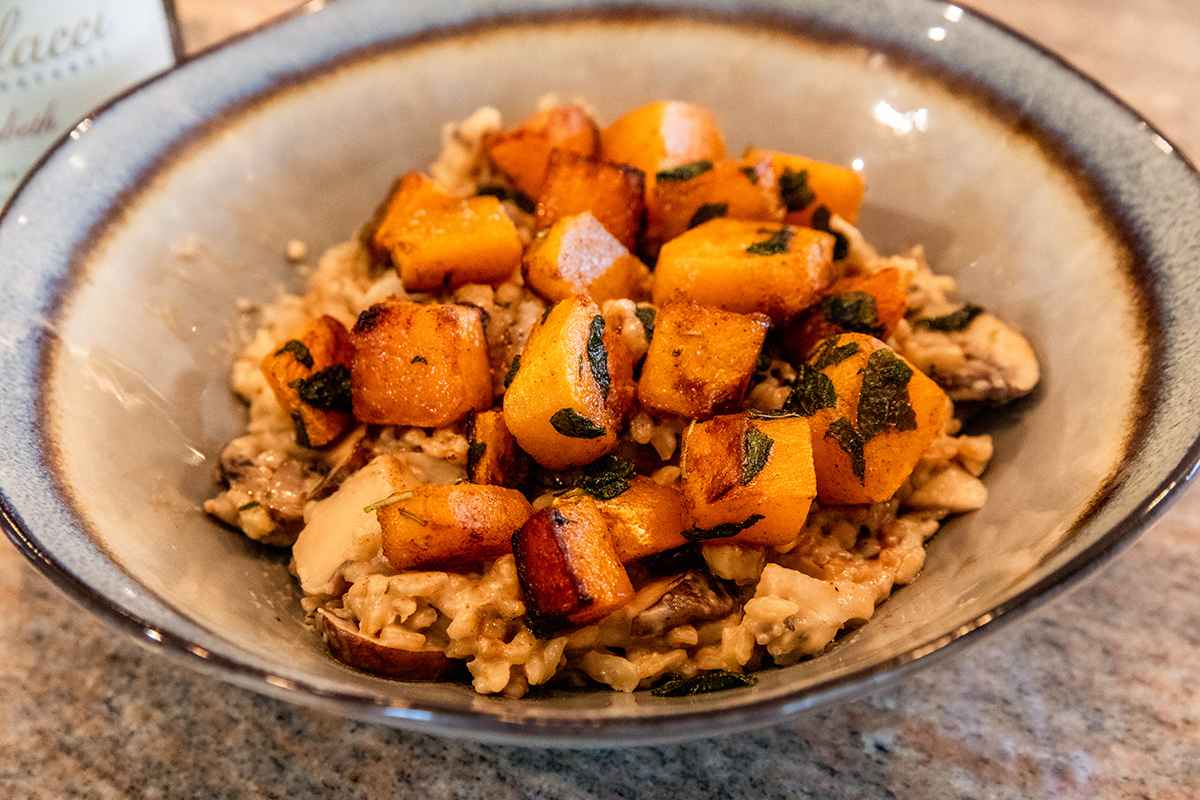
[630,571,735,638]
[908,310,1040,403]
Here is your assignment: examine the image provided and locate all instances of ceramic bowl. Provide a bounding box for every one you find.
[1,0,1198,747]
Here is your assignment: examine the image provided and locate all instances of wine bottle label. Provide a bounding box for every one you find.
[0,1,177,202]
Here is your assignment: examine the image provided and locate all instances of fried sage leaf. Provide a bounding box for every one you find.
[779,167,815,212]
[550,408,606,439]
[290,364,352,412]
[809,205,849,260]
[784,363,837,417]
[652,670,757,697]
[745,227,793,256]
[276,339,313,369]
[821,291,883,336]
[825,417,866,480]
[856,348,916,440]
[681,514,765,542]
[578,455,635,500]
[811,338,861,370]
[587,315,611,399]
[466,441,486,476]
[740,426,774,485]
[915,303,984,332]
[635,306,657,343]
[688,202,728,229]
[503,355,521,389]
[656,160,713,182]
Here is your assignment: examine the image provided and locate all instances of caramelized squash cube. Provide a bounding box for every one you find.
[502,296,634,469]
[593,477,689,562]
[486,104,599,198]
[601,100,726,193]
[805,333,950,504]
[466,409,526,487]
[653,218,836,321]
[744,148,866,226]
[367,171,454,260]
[637,302,770,419]
[783,267,910,360]
[646,156,784,249]
[535,150,646,249]
[261,315,355,448]
[350,300,491,427]
[513,502,634,633]
[680,413,816,546]
[523,212,650,303]
[387,194,523,290]
[379,483,532,570]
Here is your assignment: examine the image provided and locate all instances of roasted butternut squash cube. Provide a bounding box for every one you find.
[744,148,866,226]
[653,219,836,321]
[486,104,599,198]
[646,156,784,249]
[379,484,533,570]
[805,333,950,504]
[637,302,769,419]
[502,296,634,469]
[367,171,454,260]
[783,268,910,360]
[261,315,355,448]
[350,300,491,427]
[593,478,689,562]
[385,193,523,290]
[513,502,634,634]
[535,150,646,249]
[523,212,650,303]
[466,409,526,487]
[601,100,726,193]
[680,413,816,546]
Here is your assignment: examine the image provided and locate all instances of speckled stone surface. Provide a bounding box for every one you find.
[2,2,1198,797]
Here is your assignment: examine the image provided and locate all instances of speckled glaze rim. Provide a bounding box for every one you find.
[2,0,1199,746]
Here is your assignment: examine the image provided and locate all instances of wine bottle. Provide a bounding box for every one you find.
[0,0,181,203]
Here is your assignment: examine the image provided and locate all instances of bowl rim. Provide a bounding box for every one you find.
[2,0,1199,746]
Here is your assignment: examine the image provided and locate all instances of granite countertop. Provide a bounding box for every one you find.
[3,2,1198,798]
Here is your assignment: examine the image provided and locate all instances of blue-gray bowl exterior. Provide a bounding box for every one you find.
[0,0,1197,746]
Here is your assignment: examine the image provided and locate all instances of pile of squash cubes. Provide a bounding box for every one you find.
[262,101,948,638]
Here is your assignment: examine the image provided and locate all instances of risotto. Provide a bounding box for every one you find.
[204,98,1039,698]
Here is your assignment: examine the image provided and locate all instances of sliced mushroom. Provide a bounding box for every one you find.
[630,570,735,638]
[211,432,327,544]
[941,313,1040,402]
[294,454,418,596]
[900,312,1039,404]
[317,609,451,681]
[312,425,374,500]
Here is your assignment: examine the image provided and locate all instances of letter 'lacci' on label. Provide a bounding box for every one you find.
[0,1,177,202]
